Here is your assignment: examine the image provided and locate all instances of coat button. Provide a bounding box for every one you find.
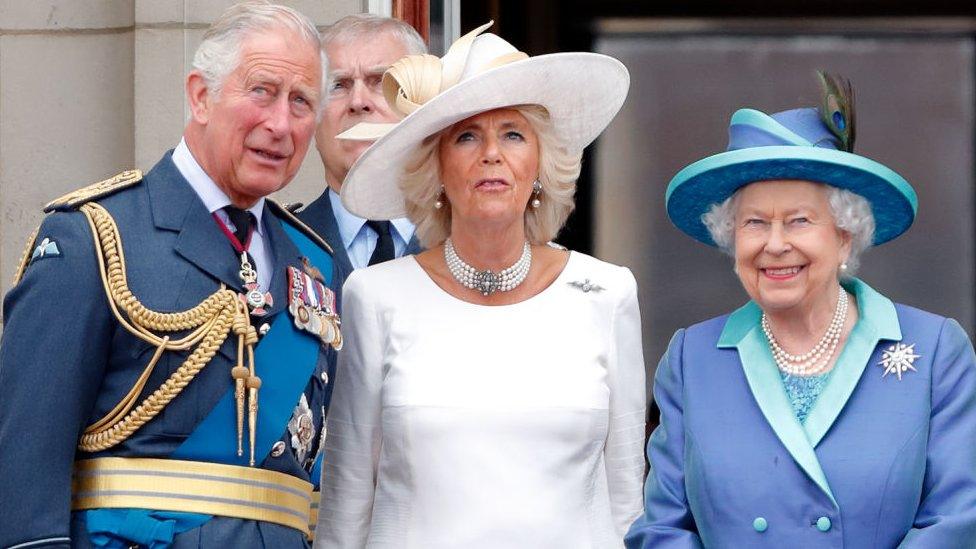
[270,440,286,457]
[321,371,329,384]
[816,516,832,532]
[752,517,768,533]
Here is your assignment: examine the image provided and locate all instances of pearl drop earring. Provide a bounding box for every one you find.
[434,186,445,209]
[531,180,542,208]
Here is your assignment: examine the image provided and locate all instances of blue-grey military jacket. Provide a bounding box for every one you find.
[0,152,340,548]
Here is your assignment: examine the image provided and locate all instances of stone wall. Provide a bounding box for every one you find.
[0,0,365,301]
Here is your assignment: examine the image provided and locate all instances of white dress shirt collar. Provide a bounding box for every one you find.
[172,138,272,292]
[172,138,265,232]
[328,188,415,248]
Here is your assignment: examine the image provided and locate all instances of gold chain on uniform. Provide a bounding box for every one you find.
[76,203,263,465]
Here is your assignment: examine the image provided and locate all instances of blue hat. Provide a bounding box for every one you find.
[665,107,918,247]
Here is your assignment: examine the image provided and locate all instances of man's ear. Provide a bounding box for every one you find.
[186,71,212,124]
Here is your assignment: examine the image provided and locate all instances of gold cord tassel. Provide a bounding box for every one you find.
[244,329,260,465]
[247,375,261,466]
[75,202,256,454]
[231,365,249,456]
[230,301,260,461]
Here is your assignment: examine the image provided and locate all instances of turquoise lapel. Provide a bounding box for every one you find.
[719,301,838,506]
[804,278,901,447]
[716,278,902,507]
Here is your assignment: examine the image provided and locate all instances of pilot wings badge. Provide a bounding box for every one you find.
[568,279,605,293]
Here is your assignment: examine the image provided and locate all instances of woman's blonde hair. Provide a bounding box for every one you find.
[400,105,583,247]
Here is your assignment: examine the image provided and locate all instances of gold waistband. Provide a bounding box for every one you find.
[309,490,321,538]
[72,457,313,535]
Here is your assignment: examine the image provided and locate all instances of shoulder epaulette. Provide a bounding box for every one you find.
[43,169,143,213]
[267,199,334,255]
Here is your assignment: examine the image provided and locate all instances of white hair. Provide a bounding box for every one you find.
[400,105,582,248]
[320,14,427,98]
[192,1,325,110]
[701,184,875,273]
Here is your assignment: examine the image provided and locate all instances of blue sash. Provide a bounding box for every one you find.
[174,221,333,463]
[173,311,318,464]
[85,220,334,546]
[282,222,332,490]
[280,223,335,287]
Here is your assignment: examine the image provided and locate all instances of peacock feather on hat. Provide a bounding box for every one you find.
[817,71,856,153]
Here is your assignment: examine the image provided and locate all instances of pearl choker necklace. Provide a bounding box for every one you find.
[444,238,531,296]
[761,288,849,377]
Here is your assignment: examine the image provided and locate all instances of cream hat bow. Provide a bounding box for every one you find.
[338,21,527,141]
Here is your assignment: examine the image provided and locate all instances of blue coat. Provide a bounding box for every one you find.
[626,278,976,548]
[0,153,340,548]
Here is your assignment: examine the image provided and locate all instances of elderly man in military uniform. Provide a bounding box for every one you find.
[0,2,341,547]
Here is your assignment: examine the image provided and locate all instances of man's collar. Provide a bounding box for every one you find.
[328,188,415,246]
[173,138,265,230]
[390,217,416,245]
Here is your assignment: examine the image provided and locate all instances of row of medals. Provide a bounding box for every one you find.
[239,252,342,349]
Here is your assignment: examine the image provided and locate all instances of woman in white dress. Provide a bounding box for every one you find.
[315,23,645,549]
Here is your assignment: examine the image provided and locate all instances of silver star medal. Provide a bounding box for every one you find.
[878,342,921,380]
[288,394,315,464]
[568,279,605,293]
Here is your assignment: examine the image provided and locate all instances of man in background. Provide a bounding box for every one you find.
[299,15,427,282]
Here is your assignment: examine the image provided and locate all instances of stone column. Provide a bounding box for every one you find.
[0,0,135,291]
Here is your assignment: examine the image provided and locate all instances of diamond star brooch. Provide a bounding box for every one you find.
[878,342,921,381]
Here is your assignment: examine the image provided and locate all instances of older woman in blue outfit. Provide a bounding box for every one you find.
[626,75,976,548]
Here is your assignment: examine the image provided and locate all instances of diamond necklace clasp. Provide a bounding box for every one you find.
[444,238,531,296]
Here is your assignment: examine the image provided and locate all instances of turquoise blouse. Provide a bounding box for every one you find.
[780,371,832,423]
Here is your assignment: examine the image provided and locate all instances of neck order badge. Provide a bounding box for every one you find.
[214,208,273,317]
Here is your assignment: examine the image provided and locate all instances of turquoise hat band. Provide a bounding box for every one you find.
[666,145,918,247]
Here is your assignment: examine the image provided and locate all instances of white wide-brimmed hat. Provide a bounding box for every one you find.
[338,21,630,220]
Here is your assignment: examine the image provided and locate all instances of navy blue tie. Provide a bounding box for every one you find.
[224,206,255,245]
[224,206,257,270]
[366,220,395,266]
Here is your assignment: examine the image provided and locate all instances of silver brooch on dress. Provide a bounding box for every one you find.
[568,279,604,293]
[878,342,921,380]
[288,394,316,464]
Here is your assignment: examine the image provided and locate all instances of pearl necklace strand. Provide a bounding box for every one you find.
[445,238,532,296]
[761,288,849,377]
